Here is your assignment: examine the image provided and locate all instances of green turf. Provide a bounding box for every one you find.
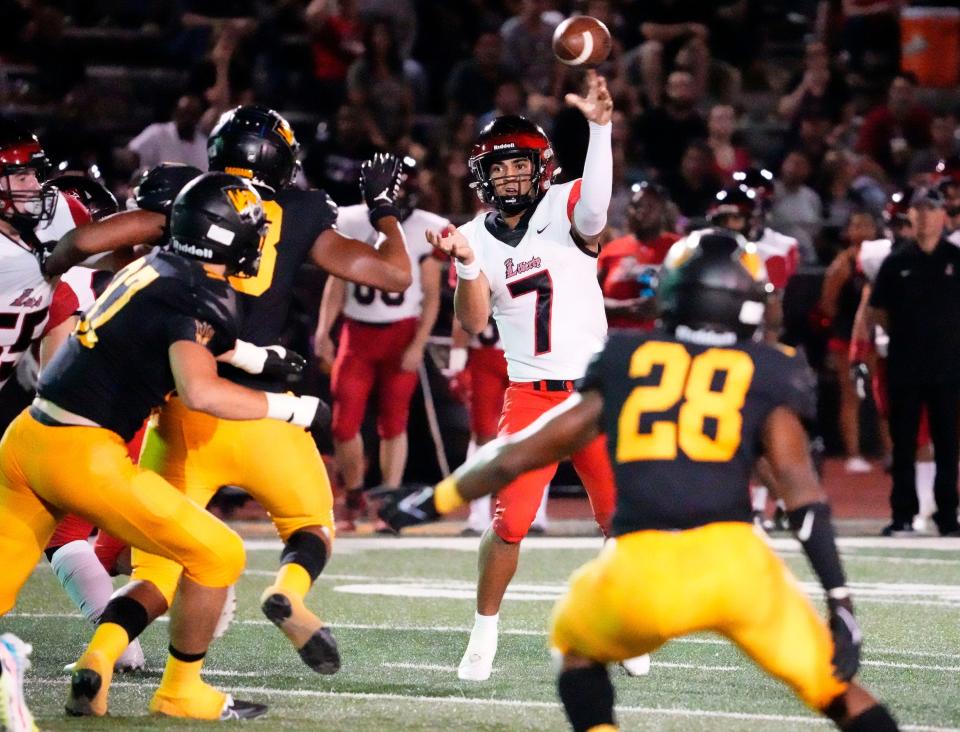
[6,534,960,731]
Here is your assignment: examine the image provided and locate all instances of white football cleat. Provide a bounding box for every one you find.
[457,644,496,681]
[115,638,146,672]
[620,654,651,677]
[0,633,38,732]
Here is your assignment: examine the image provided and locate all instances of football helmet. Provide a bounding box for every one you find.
[884,188,913,232]
[131,163,203,215]
[0,118,57,232]
[658,228,769,340]
[208,105,300,191]
[169,172,268,277]
[468,115,557,215]
[707,186,755,232]
[46,175,119,222]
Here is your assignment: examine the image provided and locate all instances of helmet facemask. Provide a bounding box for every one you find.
[0,163,58,234]
[470,149,545,216]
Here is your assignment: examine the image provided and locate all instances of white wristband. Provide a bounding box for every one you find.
[227,340,268,375]
[455,257,481,281]
[265,393,318,427]
[448,347,468,373]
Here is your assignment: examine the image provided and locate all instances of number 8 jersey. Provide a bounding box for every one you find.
[459,180,607,381]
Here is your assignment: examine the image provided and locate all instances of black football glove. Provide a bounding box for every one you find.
[261,346,306,382]
[360,153,403,225]
[850,361,871,401]
[827,596,862,681]
[377,484,440,532]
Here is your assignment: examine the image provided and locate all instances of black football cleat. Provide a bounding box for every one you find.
[261,591,341,675]
[219,696,268,721]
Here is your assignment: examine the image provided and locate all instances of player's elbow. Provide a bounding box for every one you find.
[177,379,218,414]
[384,268,413,292]
[458,312,487,336]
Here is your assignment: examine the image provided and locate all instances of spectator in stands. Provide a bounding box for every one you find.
[121,94,208,171]
[499,0,562,100]
[446,32,510,118]
[837,0,902,83]
[778,40,851,133]
[820,209,881,474]
[420,113,480,224]
[476,78,528,134]
[623,0,712,106]
[174,0,258,63]
[598,182,681,329]
[909,112,960,178]
[869,186,960,537]
[303,102,380,205]
[632,69,707,177]
[706,104,750,184]
[856,72,932,183]
[818,150,886,254]
[305,0,364,114]
[663,140,720,220]
[346,16,426,146]
[769,150,822,263]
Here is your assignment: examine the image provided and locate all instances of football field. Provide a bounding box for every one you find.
[7,532,960,731]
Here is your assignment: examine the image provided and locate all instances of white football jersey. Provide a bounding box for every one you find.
[337,204,446,323]
[470,317,503,350]
[0,192,83,389]
[754,227,799,290]
[460,181,606,381]
[858,238,893,283]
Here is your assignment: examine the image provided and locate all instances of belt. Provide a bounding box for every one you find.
[510,379,576,392]
[31,397,101,428]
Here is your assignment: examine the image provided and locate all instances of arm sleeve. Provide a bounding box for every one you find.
[572,122,613,237]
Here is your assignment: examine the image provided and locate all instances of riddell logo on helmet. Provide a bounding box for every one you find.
[493,143,515,150]
[173,241,214,260]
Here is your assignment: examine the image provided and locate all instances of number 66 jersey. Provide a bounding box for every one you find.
[582,328,817,536]
[460,180,607,381]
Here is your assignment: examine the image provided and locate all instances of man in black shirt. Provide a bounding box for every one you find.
[381,230,900,732]
[869,186,960,537]
[1,173,328,720]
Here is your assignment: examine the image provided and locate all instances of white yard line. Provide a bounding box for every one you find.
[381,660,742,673]
[23,678,960,731]
[10,613,958,663]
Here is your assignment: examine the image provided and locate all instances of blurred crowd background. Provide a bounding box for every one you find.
[4,0,960,488]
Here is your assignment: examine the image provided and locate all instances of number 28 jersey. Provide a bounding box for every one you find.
[337,204,447,323]
[582,329,816,535]
[460,180,607,382]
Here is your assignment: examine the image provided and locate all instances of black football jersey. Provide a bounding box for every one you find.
[38,250,239,441]
[581,328,816,535]
[218,186,338,390]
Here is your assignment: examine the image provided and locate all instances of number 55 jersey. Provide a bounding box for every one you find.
[582,328,817,535]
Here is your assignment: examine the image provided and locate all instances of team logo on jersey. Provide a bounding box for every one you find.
[504,255,542,279]
[194,319,215,347]
[9,288,43,308]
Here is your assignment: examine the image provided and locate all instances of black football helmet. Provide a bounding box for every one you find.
[46,175,119,222]
[707,186,756,233]
[468,115,557,215]
[131,163,203,215]
[168,172,268,277]
[658,228,769,340]
[0,118,58,232]
[207,105,300,191]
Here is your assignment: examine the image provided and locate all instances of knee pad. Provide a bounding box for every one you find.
[280,530,329,581]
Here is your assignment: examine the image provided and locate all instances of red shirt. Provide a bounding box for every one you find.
[598,232,680,329]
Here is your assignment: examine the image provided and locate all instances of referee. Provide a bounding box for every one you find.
[869,186,960,537]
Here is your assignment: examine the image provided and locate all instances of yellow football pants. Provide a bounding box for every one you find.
[549,522,848,712]
[132,397,335,603]
[0,409,245,615]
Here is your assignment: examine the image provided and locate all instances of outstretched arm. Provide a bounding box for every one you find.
[44,210,167,277]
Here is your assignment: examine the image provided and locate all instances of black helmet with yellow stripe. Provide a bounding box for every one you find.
[169,172,267,277]
[657,228,770,340]
[207,105,300,191]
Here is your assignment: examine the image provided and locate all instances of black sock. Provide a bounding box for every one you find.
[841,704,899,731]
[100,596,149,642]
[557,664,615,732]
[168,644,206,663]
[280,530,329,581]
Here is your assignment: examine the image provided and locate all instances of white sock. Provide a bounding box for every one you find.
[532,487,549,528]
[751,485,768,513]
[916,461,936,519]
[467,495,492,528]
[471,611,499,640]
[49,540,113,623]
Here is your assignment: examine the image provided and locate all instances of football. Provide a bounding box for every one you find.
[552,15,612,67]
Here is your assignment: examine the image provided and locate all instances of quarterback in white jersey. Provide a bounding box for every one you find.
[0,121,88,392]
[316,160,444,530]
[425,71,643,682]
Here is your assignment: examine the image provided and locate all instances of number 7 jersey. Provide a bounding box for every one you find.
[460,180,607,381]
[581,329,817,535]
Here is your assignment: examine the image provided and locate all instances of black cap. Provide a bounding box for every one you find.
[910,186,945,209]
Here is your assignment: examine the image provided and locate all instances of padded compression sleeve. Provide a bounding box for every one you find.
[572,122,613,237]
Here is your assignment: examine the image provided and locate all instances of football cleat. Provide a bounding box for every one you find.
[65,652,112,717]
[620,654,652,677]
[457,625,497,682]
[261,590,340,674]
[151,680,266,721]
[0,634,39,732]
[377,484,440,532]
[63,638,145,674]
[219,695,268,721]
